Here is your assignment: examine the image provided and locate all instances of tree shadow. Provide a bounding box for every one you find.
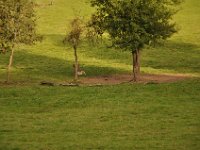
[141,40,200,74]
[80,39,200,75]
[1,37,199,83]
[0,50,127,83]
[161,40,199,52]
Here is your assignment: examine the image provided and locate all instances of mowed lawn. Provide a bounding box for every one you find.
[0,0,200,150]
[0,80,200,150]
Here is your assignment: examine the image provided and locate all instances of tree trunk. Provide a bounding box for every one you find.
[136,49,140,75]
[132,51,136,81]
[73,46,78,81]
[7,48,14,83]
[132,49,140,82]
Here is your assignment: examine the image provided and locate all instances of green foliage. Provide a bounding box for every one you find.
[88,11,104,38]
[64,17,99,47]
[0,0,38,54]
[90,0,182,51]
[63,17,84,49]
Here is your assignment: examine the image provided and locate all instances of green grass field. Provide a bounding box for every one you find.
[0,0,200,149]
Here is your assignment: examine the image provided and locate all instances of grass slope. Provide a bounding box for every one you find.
[0,0,199,82]
[0,0,200,150]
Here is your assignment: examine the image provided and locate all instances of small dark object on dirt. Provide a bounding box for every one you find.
[144,81,158,85]
[40,81,79,87]
[40,81,55,86]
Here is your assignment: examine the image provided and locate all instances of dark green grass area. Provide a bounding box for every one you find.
[0,80,200,150]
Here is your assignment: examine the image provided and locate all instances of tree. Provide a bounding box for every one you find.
[0,0,39,83]
[87,12,104,43]
[63,17,84,81]
[90,0,182,81]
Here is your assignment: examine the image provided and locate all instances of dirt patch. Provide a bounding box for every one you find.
[81,74,191,85]
[0,74,192,87]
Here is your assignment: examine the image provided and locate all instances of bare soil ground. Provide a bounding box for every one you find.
[0,73,192,87]
[81,74,191,85]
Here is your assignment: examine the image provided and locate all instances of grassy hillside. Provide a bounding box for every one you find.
[0,0,200,150]
[0,0,199,82]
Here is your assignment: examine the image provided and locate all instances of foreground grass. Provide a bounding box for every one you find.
[0,80,200,150]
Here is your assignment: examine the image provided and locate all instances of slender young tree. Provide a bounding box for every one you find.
[64,17,84,81]
[90,0,182,81]
[0,0,39,83]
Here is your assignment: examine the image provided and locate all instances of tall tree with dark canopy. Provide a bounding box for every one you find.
[0,0,39,82]
[90,0,182,81]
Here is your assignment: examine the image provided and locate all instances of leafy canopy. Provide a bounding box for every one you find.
[90,0,182,51]
[0,0,38,53]
[65,17,84,49]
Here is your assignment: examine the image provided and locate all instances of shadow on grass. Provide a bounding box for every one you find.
[142,40,200,74]
[80,39,200,74]
[0,51,127,83]
[43,34,200,74]
[161,40,200,51]
[0,38,199,83]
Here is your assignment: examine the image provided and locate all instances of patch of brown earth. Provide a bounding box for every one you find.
[81,74,191,85]
[0,74,192,87]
